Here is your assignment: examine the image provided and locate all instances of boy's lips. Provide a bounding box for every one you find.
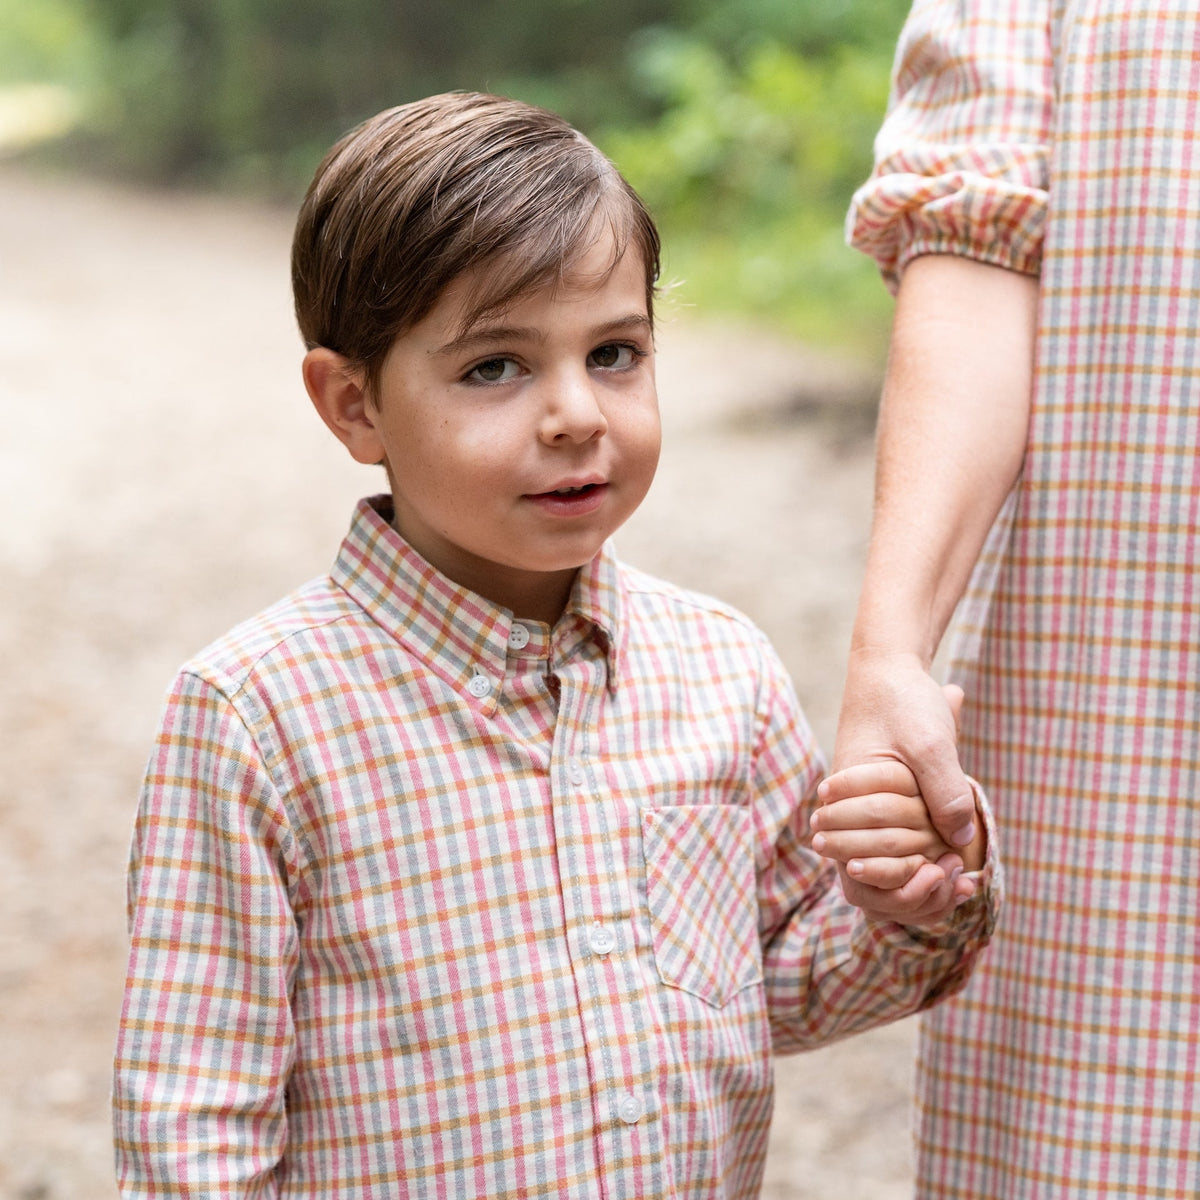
[525,479,609,514]
[527,473,607,497]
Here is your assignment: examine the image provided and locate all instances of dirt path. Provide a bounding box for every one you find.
[0,165,916,1199]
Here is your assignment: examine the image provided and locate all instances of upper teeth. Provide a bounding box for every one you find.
[556,485,588,494]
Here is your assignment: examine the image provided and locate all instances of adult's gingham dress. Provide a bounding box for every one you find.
[849,1,1200,1195]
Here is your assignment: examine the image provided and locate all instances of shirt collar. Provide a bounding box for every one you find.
[331,496,624,703]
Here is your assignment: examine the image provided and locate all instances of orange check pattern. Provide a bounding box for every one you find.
[114,496,998,1198]
[850,1,1200,1196]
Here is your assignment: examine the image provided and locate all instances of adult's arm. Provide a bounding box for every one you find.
[836,0,1051,917]
[833,254,1036,916]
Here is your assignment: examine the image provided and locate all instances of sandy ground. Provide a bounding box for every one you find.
[0,165,920,1198]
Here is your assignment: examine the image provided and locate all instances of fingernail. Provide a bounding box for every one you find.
[951,821,976,847]
[848,859,864,877]
[812,833,826,854]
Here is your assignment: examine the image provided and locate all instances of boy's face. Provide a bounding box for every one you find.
[327,228,660,624]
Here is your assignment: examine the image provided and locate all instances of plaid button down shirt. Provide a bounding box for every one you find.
[849,2,1200,1196]
[114,496,999,1198]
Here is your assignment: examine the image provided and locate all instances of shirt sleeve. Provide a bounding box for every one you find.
[748,636,1002,1055]
[113,669,302,1198]
[846,0,1053,291]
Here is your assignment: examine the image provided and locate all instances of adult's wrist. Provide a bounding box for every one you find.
[843,638,935,684]
[846,577,947,670]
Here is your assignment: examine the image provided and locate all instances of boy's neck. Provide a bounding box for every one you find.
[387,516,580,627]
[496,569,579,627]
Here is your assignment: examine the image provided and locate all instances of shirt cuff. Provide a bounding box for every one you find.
[847,153,1048,293]
[896,776,1004,948]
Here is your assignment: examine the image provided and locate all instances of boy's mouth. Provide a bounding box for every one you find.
[526,480,609,513]
[528,478,606,499]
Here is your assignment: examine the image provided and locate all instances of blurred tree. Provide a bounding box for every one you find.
[80,0,678,187]
[0,0,96,82]
[11,0,908,351]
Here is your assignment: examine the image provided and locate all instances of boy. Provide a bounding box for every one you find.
[113,92,998,1198]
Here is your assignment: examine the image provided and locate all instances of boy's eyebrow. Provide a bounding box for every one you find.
[433,313,653,357]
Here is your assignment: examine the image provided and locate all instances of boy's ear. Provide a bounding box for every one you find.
[302,348,386,466]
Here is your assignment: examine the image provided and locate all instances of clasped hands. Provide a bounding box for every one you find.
[812,683,987,927]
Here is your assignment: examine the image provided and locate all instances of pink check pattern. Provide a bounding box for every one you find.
[114,496,999,1198]
[849,1,1200,1196]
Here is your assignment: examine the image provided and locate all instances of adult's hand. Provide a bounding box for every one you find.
[828,655,975,921]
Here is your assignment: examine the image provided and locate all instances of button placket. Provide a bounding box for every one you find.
[550,658,660,1174]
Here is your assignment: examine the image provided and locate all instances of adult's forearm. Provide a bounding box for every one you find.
[854,255,1038,666]
[830,254,1038,857]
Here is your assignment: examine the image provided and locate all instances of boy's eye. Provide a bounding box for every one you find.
[589,343,638,370]
[467,357,519,384]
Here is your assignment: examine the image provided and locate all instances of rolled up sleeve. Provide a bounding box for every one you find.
[847,0,1054,290]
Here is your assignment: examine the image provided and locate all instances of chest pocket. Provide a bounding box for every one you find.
[641,804,763,1008]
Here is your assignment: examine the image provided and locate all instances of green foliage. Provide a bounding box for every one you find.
[678,0,911,55]
[600,30,896,356]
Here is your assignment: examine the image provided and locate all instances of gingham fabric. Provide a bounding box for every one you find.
[113,495,999,1198]
[849,1,1200,1195]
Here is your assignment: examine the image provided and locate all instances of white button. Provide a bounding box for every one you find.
[507,623,531,649]
[617,1093,644,1125]
[568,758,586,786]
[467,673,493,698]
[589,924,616,956]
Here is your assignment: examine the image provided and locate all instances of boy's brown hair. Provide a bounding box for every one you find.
[291,91,661,394]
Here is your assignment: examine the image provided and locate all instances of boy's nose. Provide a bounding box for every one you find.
[538,374,608,444]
